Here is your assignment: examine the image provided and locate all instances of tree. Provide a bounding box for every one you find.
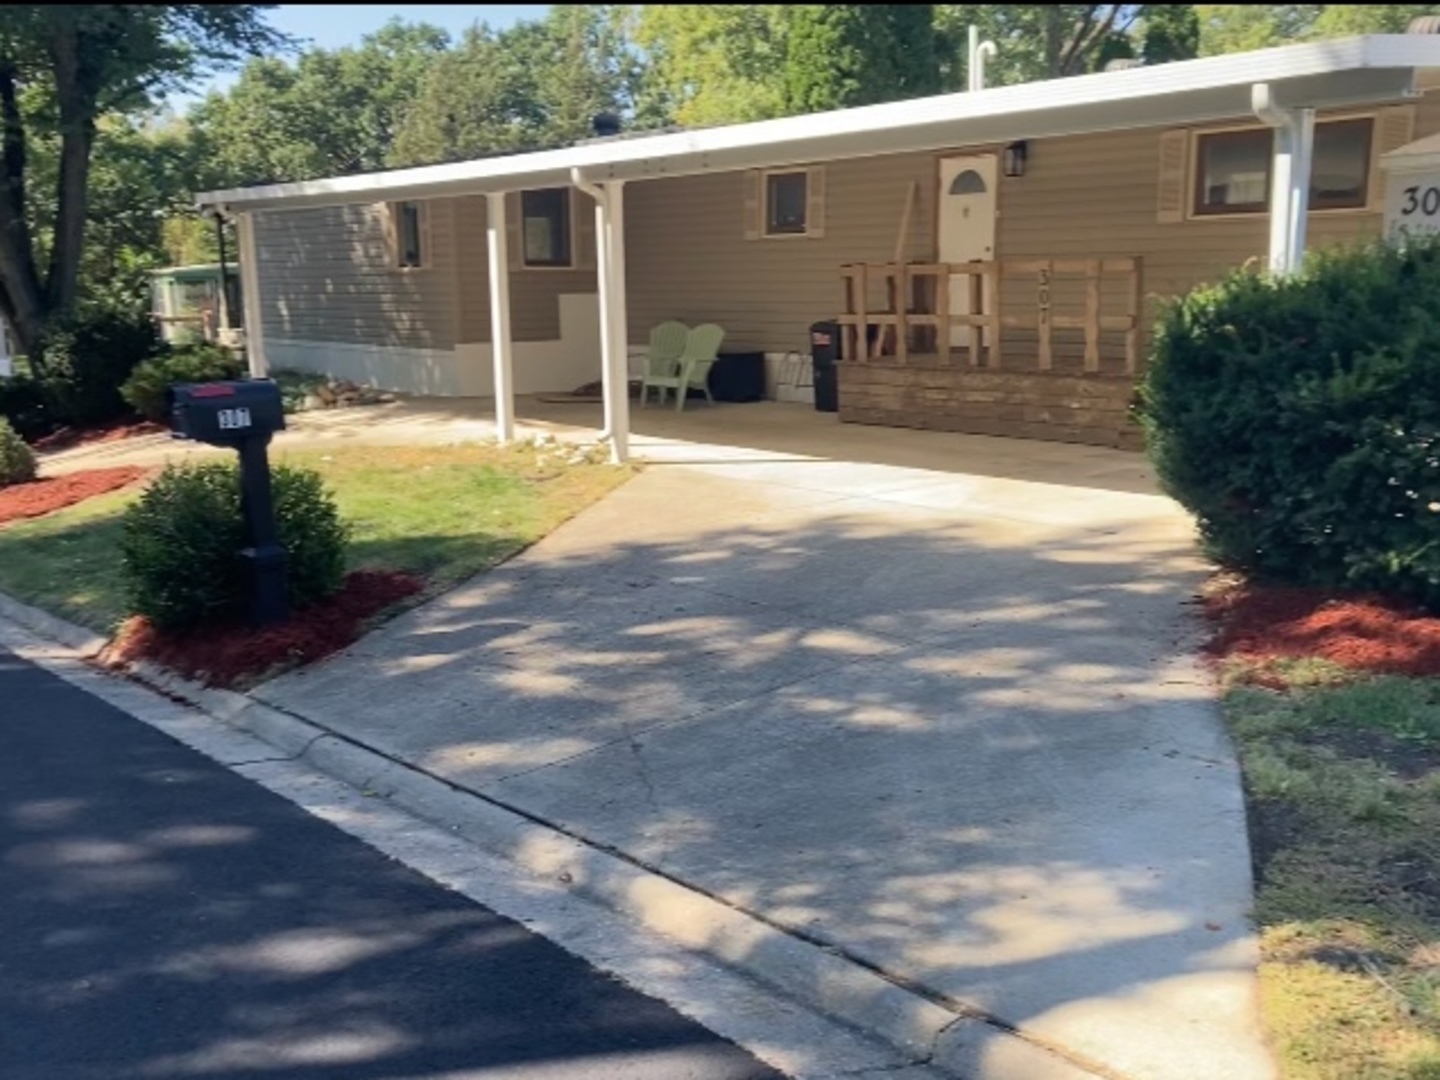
[0,6,284,359]
[1141,5,1201,64]
[1195,6,1433,57]
[389,7,639,167]
[190,19,448,187]
[934,6,1145,86]
[631,5,790,126]
[782,6,940,114]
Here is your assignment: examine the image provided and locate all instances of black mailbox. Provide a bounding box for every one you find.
[169,379,286,447]
[167,377,290,628]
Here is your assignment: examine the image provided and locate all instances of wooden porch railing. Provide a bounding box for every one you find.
[839,257,1145,374]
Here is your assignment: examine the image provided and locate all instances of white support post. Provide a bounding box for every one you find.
[485,191,516,443]
[1286,108,1315,271]
[1254,84,1315,275]
[235,211,268,377]
[606,180,630,464]
[575,168,630,464]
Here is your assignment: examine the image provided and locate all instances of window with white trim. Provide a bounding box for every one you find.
[521,188,573,268]
[1192,117,1374,216]
[765,171,809,235]
[390,200,426,268]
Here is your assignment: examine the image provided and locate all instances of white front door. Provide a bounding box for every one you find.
[938,155,998,347]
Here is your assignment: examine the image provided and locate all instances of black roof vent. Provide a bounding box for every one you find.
[591,113,622,138]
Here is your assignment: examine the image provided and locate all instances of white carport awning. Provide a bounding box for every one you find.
[198,35,1440,212]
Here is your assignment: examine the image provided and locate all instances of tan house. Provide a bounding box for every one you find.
[198,33,1440,461]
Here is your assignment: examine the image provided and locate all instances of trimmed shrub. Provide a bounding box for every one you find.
[0,375,59,441]
[36,306,163,427]
[121,345,246,422]
[0,418,36,487]
[1136,236,1440,607]
[121,460,349,631]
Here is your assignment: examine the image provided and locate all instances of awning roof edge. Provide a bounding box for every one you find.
[198,34,1440,213]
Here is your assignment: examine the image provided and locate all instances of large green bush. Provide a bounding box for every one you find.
[121,461,350,631]
[1137,237,1440,606]
[36,306,163,427]
[0,375,59,441]
[0,418,36,487]
[121,345,246,422]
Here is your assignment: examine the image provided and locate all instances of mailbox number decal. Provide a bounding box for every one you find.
[217,407,252,431]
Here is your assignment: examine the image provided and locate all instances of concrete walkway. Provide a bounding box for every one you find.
[209,403,1275,1080]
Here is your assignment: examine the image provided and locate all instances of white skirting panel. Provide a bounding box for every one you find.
[267,294,605,398]
[455,292,604,396]
[266,338,464,396]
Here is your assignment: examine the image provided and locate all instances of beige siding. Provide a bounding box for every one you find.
[453,192,598,343]
[255,199,458,351]
[626,91,1440,362]
[626,154,938,354]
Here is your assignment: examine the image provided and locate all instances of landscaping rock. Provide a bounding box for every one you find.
[316,383,338,405]
[302,393,326,411]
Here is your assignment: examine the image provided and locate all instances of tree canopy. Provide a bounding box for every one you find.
[0,5,285,356]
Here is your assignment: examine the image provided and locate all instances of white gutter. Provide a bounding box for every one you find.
[198,35,1432,213]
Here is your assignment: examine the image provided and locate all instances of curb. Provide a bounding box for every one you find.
[6,599,1114,1080]
[0,593,107,656]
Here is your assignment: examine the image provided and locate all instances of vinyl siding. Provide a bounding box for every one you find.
[453,192,598,343]
[626,154,938,355]
[624,90,1440,364]
[254,199,457,351]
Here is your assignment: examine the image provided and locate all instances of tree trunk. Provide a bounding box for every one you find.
[46,21,96,320]
[0,63,47,361]
[45,120,94,317]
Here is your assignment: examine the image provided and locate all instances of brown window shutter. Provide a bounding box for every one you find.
[574,188,597,270]
[743,170,762,240]
[806,166,827,238]
[1157,129,1189,224]
[1369,104,1416,211]
[505,192,524,270]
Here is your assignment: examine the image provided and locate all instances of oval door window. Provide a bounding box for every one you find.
[948,169,987,195]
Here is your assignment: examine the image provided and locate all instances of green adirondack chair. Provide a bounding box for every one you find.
[638,320,691,407]
[668,323,726,412]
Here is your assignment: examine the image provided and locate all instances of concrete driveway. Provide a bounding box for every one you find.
[251,420,1268,1080]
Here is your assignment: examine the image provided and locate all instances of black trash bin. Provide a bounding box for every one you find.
[810,320,840,413]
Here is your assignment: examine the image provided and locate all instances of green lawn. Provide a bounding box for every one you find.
[0,441,632,634]
[1222,658,1440,1080]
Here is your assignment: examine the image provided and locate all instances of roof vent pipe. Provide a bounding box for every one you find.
[1408,14,1440,33]
[1105,58,1145,72]
[967,25,997,91]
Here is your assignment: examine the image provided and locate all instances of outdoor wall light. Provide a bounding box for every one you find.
[1003,141,1028,178]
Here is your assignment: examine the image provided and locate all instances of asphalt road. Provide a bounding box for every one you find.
[0,645,786,1080]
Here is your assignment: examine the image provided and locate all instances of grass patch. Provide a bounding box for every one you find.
[0,441,632,634]
[1226,664,1440,1079]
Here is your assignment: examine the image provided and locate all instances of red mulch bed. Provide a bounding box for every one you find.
[102,569,426,688]
[1203,582,1440,679]
[31,420,165,453]
[0,466,148,525]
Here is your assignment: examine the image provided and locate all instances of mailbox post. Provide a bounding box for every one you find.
[168,379,289,626]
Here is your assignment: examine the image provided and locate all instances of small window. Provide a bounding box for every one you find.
[392,201,425,268]
[949,169,988,195]
[765,171,808,235]
[1193,118,1374,217]
[521,188,572,268]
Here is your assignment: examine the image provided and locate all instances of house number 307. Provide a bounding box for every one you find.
[1401,185,1440,217]
[217,407,252,430]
